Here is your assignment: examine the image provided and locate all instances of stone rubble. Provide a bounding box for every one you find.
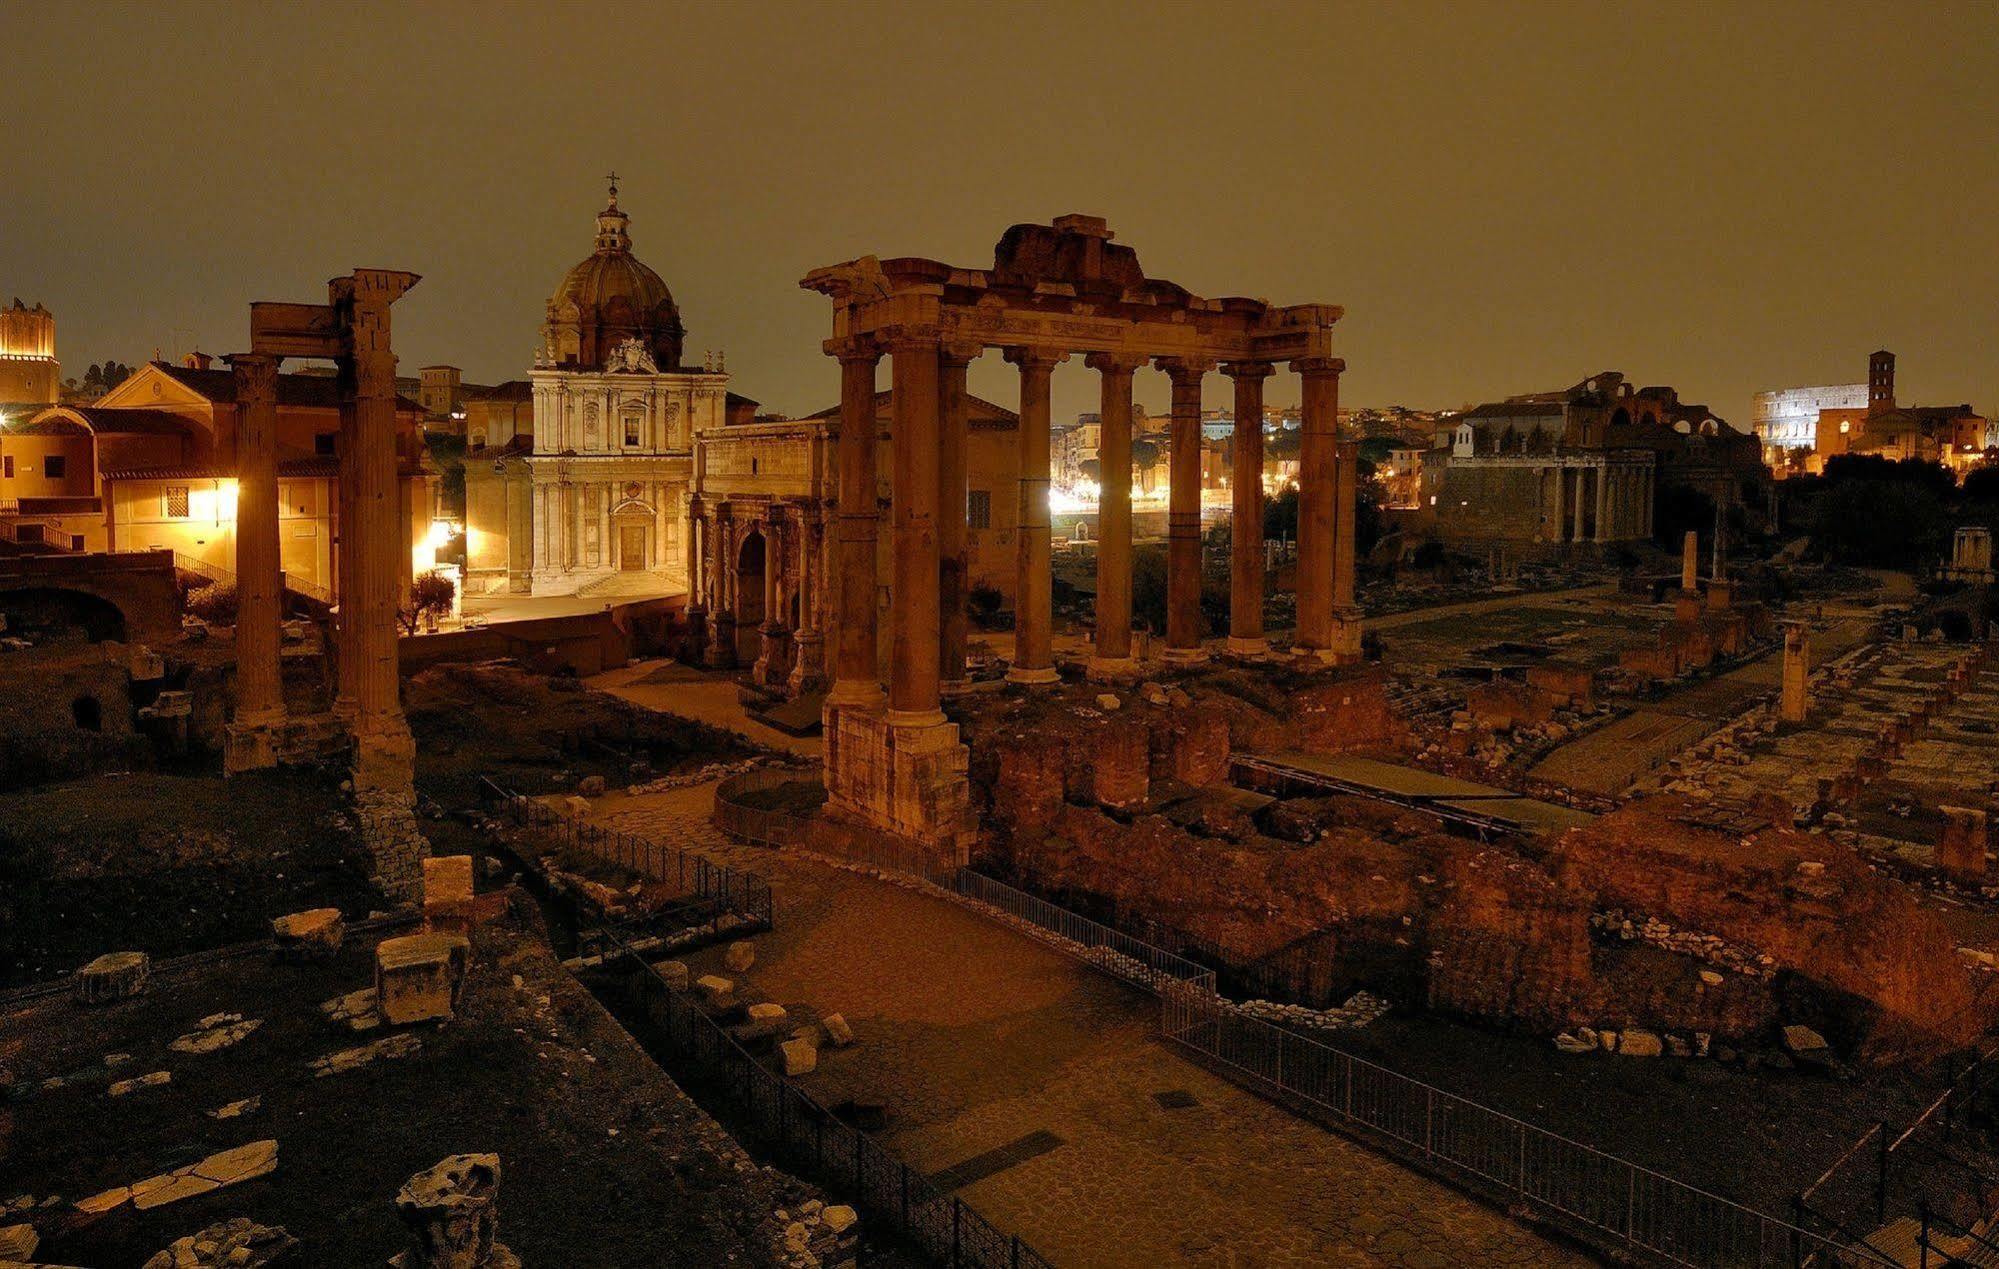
[169,1014,263,1055]
[74,950,150,1004]
[107,1070,172,1097]
[271,908,345,962]
[387,1153,519,1269]
[141,1217,298,1268]
[310,1031,424,1077]
[1237,991,1391,1033]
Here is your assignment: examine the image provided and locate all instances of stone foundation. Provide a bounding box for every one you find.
[353,725,428,906]
[822,703,971,862]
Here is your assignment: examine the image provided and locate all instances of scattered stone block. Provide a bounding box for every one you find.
[723,940,755,973]
[746,1002,787,1023]
[821,1013,855,1047]
[130,1140,278,1211]
[375,932,470,1026]
[423,855,477,935]
[76,1186,132,1215]
[654,960,690,991]
[695,975,736,1007]
[1698,969,1724,987]
[388,1153,517,1269]
[142,1217,297,1269]
[75,951,149,1004]
[108,1070,172,1097]
[272,908,345,961]
[1783,1024,1829,1054]
[311,1031,424,1077]
[208,1095,262,1119]
[576,775,607,796]
[0,1225,37,1260]
[1095,693,1122,711]
[1553,1032,1594,1054]
[779,1037,818,1076]
[321,987,382,1032]
[170,1016,263,1055]
[1618,1029,1662,1058]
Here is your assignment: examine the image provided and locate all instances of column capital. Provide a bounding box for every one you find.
[1084,351,1148,377]
[939,340,985,368]
[826,334,881,364]
[1156,357,1216,384]
[228,352,282,401]
[1222,360,1275,381]
[1289,355,1346,378]
[1003,346,1069,372]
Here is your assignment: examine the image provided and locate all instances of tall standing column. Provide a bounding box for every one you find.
[1006,348,1065,684]
[706,505,737,668]
[226,351,284,773]
[1570,468,1587,543]
[1332,433,1362,660]
[788,508,826,694]
[1085,352,1145,677]
[1160,358,1213,662]
[888,333,945,725]
[938,343,979,693]
[1224,363,1273,656]
[756,508,788,686]
[334,390,359,719]
[685,497,709,660]
[827,339,884,708]
[1594,463,1611,544]
[346,287,410,744]
[1291,356,1343,659]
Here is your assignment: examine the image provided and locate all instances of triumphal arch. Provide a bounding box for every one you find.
[802,214,1355,855]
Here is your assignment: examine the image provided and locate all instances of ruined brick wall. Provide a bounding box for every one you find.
[1425,846,1597,1030]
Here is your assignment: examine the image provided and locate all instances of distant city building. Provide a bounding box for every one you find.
[463,183,752,600]
[1812,351,1989,476]
[1752,379,1864,469]
[0,298,60,406]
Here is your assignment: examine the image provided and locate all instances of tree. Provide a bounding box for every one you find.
[184,581,238,625]
[1653,484,1716,550]
[1961,465,1999,505]
[398,569,457,634]
[1808,479,1949,568]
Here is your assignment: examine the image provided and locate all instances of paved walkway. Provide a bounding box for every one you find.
[586,782,1589,1267]
[588,660,822,759]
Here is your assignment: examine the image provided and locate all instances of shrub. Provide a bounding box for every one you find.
[184,580,238,625]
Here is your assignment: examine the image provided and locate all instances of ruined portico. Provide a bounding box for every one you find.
[801,215,1349,853]
[223,269,428,902]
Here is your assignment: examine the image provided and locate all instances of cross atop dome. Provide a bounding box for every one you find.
[605,170,619,209]
[593,176,631,254]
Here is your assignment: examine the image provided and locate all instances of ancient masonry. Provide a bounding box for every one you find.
[223,270,428,903]
[795,215,1353,857]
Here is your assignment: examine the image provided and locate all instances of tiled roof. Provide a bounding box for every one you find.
[150,362,425,414]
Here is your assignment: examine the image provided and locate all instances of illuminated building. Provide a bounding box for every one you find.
[0,298,60,406]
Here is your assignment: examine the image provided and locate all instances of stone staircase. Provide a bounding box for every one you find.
[1864,1214,1999,1267]
[573,571,682,600]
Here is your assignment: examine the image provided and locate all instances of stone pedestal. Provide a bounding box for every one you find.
[823,704,971,862]
[1940,807,1989,882]
[354,725,426,905]
[76,951,150,1003]
[1674,591,1703,624]
[375,932,470,1025]
[272,908,345,961]
[1781,623,1810,723]
[787,628,826,695]
[224,722,279,775]
[389,1154,518,1269]
[1706,578,1733,611]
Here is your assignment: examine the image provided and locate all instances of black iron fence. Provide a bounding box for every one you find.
[1797,1045,1999,1253]
[484,779,773,935]
[604,926,1055,1269]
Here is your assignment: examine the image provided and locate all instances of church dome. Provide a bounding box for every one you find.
[541,182,686,372]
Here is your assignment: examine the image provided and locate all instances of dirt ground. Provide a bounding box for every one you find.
[0,770,377,987]
[0,901,827,1268]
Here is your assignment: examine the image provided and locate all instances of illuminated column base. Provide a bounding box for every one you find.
[223,721,279,774]
[1005,664,1062,687]
[1086,654,1139,682]
[1226,635,1270,658]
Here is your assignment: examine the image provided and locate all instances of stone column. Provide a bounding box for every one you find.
[888,332,945,724]
[1781,622,1810,723]
[1160,358,1213,663]
[938,343,979,694]
[684,497,708,660]
[1005,348,1065,685]
[1593,464,1611,543]
[1571,467,1587,543]
[1332,434,1362,660]
[788,508,826,694]
[1224,362,1273,656]
[1681,529,1699,592]
[1290,356,1343,660]
[334,390,359,720]
[226,352,284,773]
[705,504,736,668]
[827,339,884,708]
[1085,352,1146,677]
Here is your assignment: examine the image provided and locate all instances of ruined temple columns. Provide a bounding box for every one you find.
[334,390,359,720]
[938,343,979,694]
[1291,356,1342,660]
[788,508,826,694]
[1160,358,1212,663]
[1571,470,1587,543]
[685,496,708,660]
[225,351,283,774]
[1086,352,1146,677]
[755,507,787,686]
[1224,362,1273,656]
[826,340,882,707]
[1781,622,1810,723]
[887,332,945,723]
[1006,348,1065,685]
[1332,434,1362,661]
[705,503,737,668]
[1593,465,1611,544]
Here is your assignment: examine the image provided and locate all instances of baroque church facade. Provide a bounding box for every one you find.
[464,184,752,599]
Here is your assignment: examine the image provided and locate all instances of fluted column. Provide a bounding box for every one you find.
[705,503,737,668]
[1571,468,1587,543]
[888,331,945,724]
[1291,356,1343,658]
[1006,348,1065,685]
[685,496,709,660]
[226,352,283,773]
[334,388,359,719]
[1224,362,1273,656]
[1086,352,1146,677]
[346,287,408,742]
[938,342,979,693]
[756,507,787,686]
[1160,357,1213,663]
[1594,463,1611,544]
[788,507,826,694]
[827,339,884,708]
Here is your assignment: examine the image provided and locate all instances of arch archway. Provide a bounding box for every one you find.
[734,529,766,662]
[610,498,655,572]
[0,586,128,643]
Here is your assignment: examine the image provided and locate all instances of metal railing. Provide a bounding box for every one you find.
[173,551,233,588]
[485,779,772,934]
[602,924,1054,1269]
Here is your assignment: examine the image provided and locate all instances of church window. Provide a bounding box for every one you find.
[624,413,642,446]
[2,456,12,477]
[165,485,190,518]
[968,489,991,530]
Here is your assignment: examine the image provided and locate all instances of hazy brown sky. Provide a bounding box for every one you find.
[4,1,1994,425]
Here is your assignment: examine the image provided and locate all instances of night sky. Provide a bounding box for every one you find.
[5,1,1995,425]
